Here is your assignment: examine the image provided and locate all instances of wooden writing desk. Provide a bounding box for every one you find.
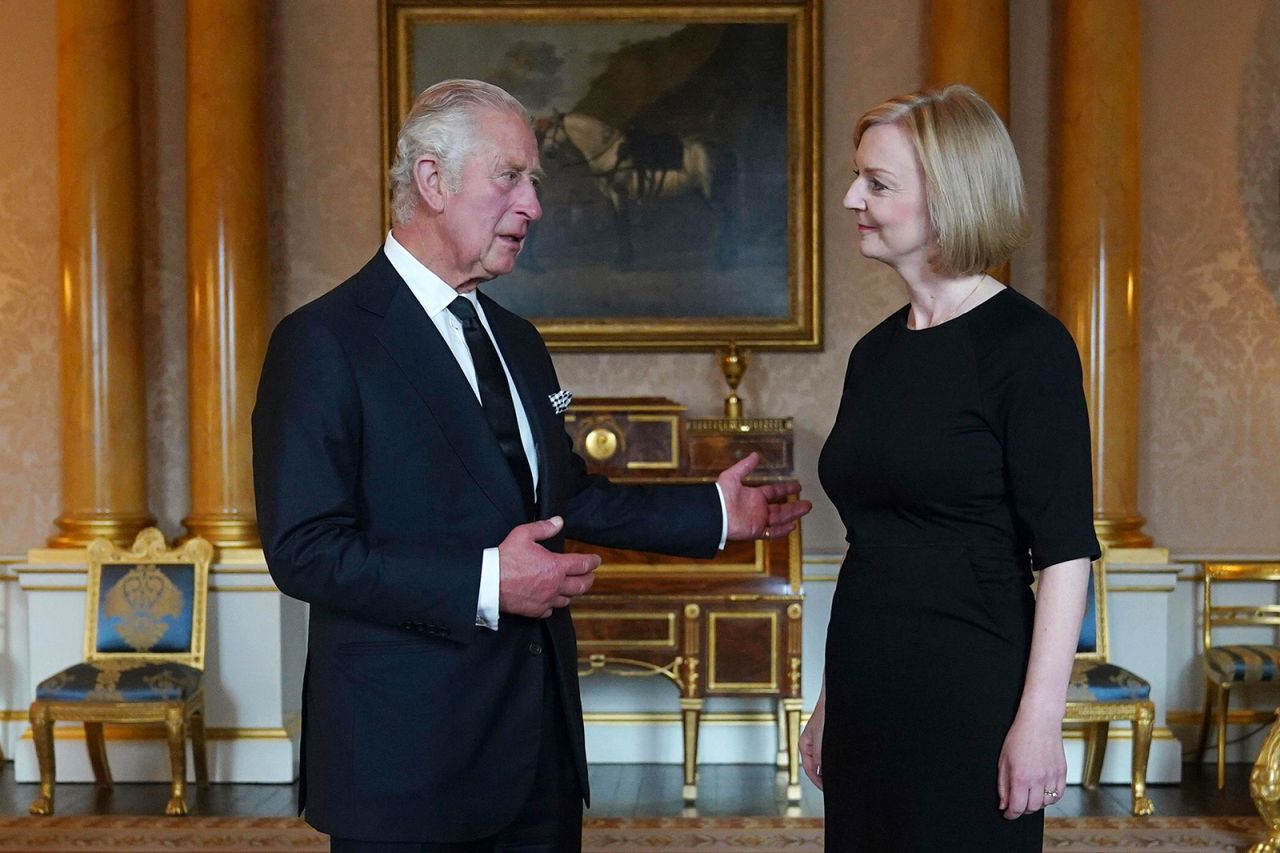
[564,398,804,805]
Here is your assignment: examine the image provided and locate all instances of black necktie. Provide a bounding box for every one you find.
[448,296,537,519]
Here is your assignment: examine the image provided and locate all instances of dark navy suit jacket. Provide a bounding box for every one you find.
[251,250,721,843]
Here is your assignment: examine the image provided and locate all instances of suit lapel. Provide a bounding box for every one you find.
[480,294,556,519]
[369,268,526,529]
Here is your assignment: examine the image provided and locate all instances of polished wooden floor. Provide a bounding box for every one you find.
[0,761,1259,819]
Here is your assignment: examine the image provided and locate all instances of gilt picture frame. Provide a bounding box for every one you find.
[381,0,821,350]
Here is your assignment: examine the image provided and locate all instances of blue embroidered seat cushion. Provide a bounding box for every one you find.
[36,661,201,703]
[1205,645,1280,683]
[1067,660,1151,702]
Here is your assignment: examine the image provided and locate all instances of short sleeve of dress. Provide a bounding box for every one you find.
[997,324,1102,570]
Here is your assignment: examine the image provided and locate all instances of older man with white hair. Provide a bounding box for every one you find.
[252,79,810,852]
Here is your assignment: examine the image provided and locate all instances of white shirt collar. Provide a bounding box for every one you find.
[383,231,478,318]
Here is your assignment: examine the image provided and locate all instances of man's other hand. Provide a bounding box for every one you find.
[498,516,600,619]
[716,452,813,541]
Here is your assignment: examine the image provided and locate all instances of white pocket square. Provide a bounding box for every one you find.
[548,389,573,415]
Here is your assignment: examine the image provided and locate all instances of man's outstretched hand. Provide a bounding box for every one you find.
[716,453,813,541]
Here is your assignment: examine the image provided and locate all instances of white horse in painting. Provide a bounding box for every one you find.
[536,111,737,269]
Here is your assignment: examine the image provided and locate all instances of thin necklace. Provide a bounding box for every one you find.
[928,273,987,328]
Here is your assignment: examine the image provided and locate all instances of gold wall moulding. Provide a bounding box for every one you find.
[47,513,156,550]
[181,515,259,549]
[1095,514,1154,549]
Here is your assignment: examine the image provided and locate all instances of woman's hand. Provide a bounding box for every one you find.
[800,689,825,789]
[997,557,1089,819]
[997,708,1066,819]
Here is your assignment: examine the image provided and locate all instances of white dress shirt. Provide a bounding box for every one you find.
[384,232,728,632]
[385,232,535,630]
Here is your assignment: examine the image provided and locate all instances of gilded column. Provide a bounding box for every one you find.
[50,0,154,547]
[1055,0,1149,547]
[928,0,1010,282]
[927,0,1009,122]
[183,0,268,547]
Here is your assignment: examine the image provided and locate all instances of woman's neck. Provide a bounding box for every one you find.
[895,262,1000,330]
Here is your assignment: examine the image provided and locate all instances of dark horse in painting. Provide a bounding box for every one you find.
[536,111,738,270]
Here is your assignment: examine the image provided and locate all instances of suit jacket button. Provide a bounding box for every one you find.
[529,642,543,656]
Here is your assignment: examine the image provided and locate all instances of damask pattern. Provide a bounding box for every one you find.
[0,2,58,552]
[0,2,1277,555]
[1140,1,1280,552]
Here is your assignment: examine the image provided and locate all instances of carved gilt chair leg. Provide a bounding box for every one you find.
[84,721,114,788]
[1197,678,1215,764]
[1081,721,1109,789]
[1219,683,1232,790]
[189,701,209,786]
[1130,703,1155,816]
[164,705,189,816]
[28,703,56,815]
[1248,710,1280,853]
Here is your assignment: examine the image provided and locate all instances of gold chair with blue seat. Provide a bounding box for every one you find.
[1062,552,1156,815]
[1196,561,1280,790]
[28,528,213,816]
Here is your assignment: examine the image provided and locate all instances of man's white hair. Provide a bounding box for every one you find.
[388,79,532,226]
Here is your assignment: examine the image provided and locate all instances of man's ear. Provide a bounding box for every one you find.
[414,157,447,213]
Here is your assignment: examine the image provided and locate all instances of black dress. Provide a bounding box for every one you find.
[817,288,1101,852]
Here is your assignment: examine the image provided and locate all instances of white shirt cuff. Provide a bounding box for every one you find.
[476,547,501,630]
[714,483,728,551]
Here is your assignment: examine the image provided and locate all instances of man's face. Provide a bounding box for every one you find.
[437,109,543,290]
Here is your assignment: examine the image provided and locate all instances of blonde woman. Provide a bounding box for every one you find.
[801,86,1097,851]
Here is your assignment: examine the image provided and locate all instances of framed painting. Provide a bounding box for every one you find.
[382,0,821,350]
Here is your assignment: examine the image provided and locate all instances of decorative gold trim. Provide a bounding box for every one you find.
[15,566,89,575]
[574,611,677,648]
[22,586,87,592]
[1109,585,1176,593]
[577,654,682,686]
[707,611,778,692]
[1061,726,1178,742]
[207,585,282,593]
[1167,709,1279,727]
[209,567,271,575]
[579,592,801,603]
[0,710,30,721]
[567,403,689,415]
[802,574,839,582]
[598,540,765,575]
[687,417,795,433]
[625,414,681,470]
[584,711,779,725]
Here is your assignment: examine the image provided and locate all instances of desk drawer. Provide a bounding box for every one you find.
[572,610,677,650]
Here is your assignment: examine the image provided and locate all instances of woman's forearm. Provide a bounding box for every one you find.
[1017,558,1091,718]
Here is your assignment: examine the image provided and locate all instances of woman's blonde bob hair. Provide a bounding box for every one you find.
[854,84,1029,277]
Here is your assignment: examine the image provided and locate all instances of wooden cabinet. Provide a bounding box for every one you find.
[565,399,804,805]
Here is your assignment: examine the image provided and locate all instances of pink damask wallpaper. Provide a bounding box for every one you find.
[1139,2,1280,551]
[0,2,58,551]
[0,0,1276,555]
